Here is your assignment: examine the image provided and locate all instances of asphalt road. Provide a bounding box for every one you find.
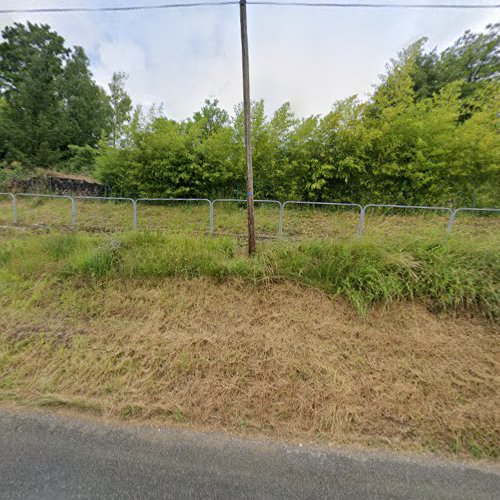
[0,409,498,499]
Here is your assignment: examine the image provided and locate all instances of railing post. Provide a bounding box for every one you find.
[70,196,76,226]
[278,202,284,240]
[357,207,365,238]
[133,200,138,229]
[209,201,214,235]
[447,210,457,234]
[12,194,17,225]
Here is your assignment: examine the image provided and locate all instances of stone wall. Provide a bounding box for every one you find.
[10,175,105,197]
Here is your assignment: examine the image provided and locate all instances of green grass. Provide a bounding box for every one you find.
[0,228,498,460]
[0,229,498,318]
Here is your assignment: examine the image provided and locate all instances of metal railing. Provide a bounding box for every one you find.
[75,196,137,228]
[211,199,282,237]
[447,207,500,233]
[281,201,363,239]
[359,204,452,238]
[1,192,498,239]
[14,193,76,226]
[136,198,211,231]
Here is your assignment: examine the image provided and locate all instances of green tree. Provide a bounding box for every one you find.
[0,22,112,168]
[0,22,68,165]
[415,23,500,100]
[59,46,112,153]
[108,72,132,147]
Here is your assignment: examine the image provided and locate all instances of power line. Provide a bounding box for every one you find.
[0,2,498,14]
[0,2,238,14]
[249,2,500,8]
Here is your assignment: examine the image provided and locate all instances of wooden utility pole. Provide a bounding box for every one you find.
[239,0,256,255]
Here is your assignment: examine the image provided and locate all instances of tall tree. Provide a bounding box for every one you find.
[108,72,132,147]
[0,22,68,165]
[59,46,112,153]
[414,23,500,99]
[0,22,112,167]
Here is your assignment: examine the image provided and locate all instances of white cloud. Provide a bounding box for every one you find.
[1,0,498,119]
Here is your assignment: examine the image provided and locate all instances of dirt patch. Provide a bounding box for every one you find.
[0,278,498,459]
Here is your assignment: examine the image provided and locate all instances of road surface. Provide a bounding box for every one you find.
[0,409,498,499]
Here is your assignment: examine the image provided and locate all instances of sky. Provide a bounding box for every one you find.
[1,1,498,120]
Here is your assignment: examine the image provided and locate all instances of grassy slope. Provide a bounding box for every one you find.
[0,229,499,459]
[1,229,498,317]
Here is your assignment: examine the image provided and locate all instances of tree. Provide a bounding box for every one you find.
[108,72,132,147]
[0,22,112,168]
[65,23,500,206]
[192,99,229,138]
[0,22,68,165]
[59,46,112,153]
[414,23,500,99]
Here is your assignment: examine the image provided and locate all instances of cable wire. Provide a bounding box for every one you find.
[1,2,498,14]
[248,1,500,8]
[0,2,238,14]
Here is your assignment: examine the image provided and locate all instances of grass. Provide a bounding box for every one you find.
[0,274,498,460]
[0,229,498,318]
[0,228,498,460]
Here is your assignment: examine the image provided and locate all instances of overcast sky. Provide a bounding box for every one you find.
[1,1,498,119]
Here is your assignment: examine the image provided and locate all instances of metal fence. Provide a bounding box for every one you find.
[281,201,363,239]
[1,192,499,239]
[212,199,282,237]
[75,196,137,229]
[359,204,453,238]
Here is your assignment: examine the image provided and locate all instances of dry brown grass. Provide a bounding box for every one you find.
[0,278,498,459]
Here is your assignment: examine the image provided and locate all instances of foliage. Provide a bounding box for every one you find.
[63,144,98,174]
[108,72,132,148]
[414,22,499,100]
[0,230,498,319]
[0,22,499,206]
[96,24,499,206]
[0,22,111,169]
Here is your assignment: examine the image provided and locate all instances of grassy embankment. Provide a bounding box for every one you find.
[0,227,498,460]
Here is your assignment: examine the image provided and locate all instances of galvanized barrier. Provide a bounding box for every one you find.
[14,193,76,226]
[0,192,16,224]
[1,191,499,239]
[359,204,452,238]
[75,196,137,228]
[211,199,282,237]
[447,207,500,233]
[136,198,211,231]
[280,201,363,239]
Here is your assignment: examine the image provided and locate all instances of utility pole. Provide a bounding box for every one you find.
[239,0,256,255]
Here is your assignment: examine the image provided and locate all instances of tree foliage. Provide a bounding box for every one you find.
[0,22,111,168]
[108,71,132,148]
[1,22,498,206]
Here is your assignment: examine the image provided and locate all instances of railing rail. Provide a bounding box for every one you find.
[75,195,137,228]
[281,201,363,239]
[1,192,498,238]
[359,204,453,238]
[447,207,500,233]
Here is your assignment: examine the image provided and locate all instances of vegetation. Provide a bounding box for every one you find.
[0,22,128,171]
[1,22,498,206]
[1,19,498,461]
[0,229,498,459]
[0,229,498,318]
